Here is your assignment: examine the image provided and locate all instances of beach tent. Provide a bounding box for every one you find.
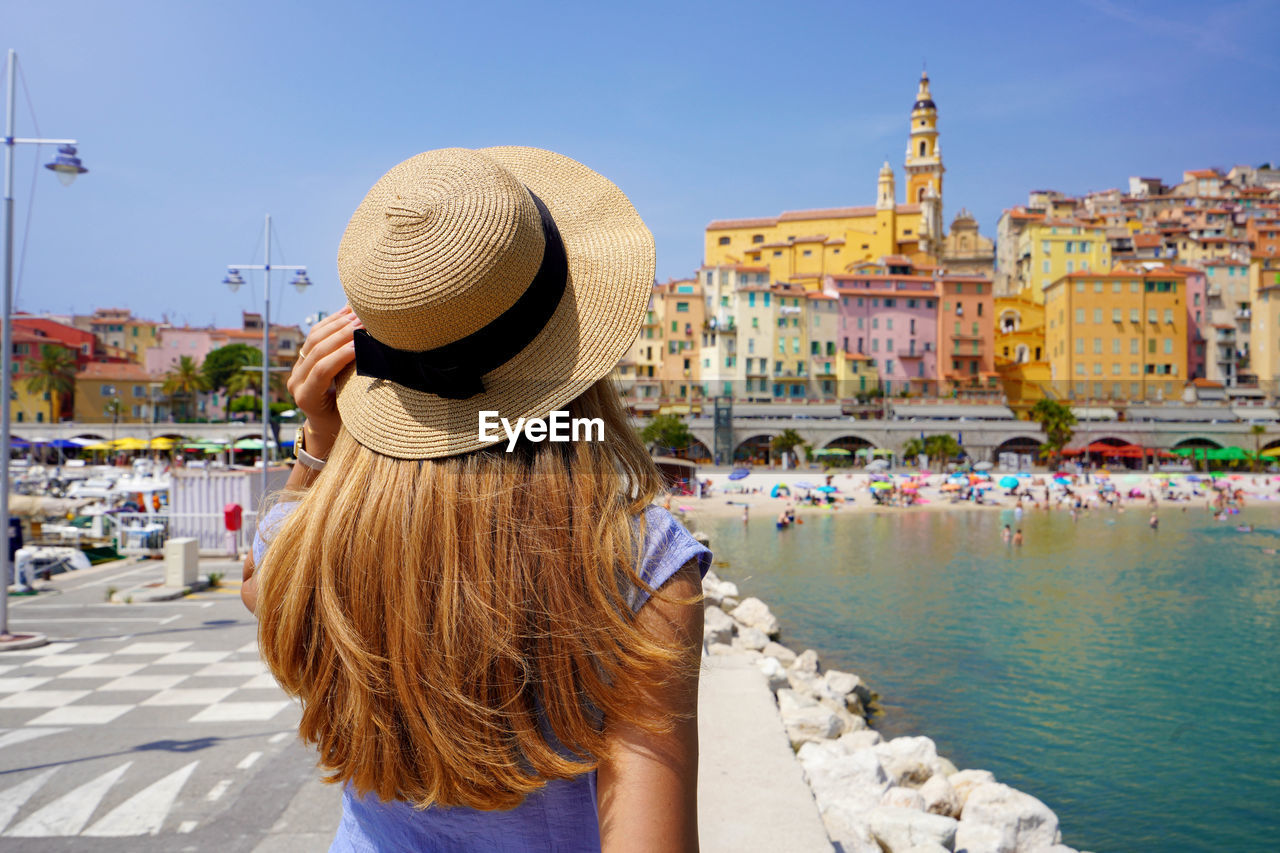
[814,448,851,456]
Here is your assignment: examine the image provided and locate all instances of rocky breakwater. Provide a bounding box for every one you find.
[701,569,1092,853]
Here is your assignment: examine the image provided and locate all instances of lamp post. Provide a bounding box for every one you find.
[2,49,86,644]
[223,214,310,503]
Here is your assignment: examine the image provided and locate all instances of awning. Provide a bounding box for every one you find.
[1070,406,1118,421]
[727,403,844,419]
[1226,386,1265,398]
[1231,406,1280,422]
[1124,405,1231,422]
[889,403,1015,420]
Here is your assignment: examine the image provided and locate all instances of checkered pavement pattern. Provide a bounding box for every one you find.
[0,640,291,728]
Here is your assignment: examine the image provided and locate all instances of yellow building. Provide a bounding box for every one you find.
[74,362,164,423]
[993,294,1051,416]
[704,73,953,287]
[836,350,880,397]
[1015,220,1111,304]
[1249,256,1280,385]
[1043,270,1188,402]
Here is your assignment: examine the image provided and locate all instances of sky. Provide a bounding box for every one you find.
[5,0,1279,330]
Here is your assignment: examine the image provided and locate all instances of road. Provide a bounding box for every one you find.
[0,557,341,852]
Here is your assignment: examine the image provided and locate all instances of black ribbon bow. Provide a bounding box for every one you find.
[353,190,569,400]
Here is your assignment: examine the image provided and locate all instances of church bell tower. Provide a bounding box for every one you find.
[904,71,944,210]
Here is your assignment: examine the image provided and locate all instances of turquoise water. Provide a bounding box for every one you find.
[701,507,1280,853]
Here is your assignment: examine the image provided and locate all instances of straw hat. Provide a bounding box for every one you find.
[334,146,654,459]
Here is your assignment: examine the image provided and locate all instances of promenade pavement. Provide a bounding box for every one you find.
[2,557,830,851]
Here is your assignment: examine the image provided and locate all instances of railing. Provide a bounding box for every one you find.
[114,511,259,553]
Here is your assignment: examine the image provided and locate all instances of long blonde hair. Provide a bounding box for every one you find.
[255,380,683,810]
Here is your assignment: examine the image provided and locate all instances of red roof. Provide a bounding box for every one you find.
[76,361,159,382]
[706,217,777,230]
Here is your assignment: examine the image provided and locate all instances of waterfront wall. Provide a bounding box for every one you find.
[700,569,1093,853]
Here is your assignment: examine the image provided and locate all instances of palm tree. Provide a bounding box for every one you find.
[1028,398,1077,470]
[24,345,77,426]
[771,428,805,468]
[923,434,962,470]
[163,355,209,422]
[1250,424,1266,473]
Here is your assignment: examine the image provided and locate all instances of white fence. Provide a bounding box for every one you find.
[113,511,259,554]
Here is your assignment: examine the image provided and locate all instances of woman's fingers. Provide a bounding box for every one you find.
[292,342,356,414]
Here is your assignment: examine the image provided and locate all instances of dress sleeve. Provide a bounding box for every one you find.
[251,501,298,566]
[629,506,713,612]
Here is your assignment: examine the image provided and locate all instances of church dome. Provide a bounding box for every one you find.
[912,98,936,111]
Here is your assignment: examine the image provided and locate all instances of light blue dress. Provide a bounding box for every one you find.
[254,504,711,852]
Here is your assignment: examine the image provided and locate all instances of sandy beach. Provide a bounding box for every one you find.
[664,466,1280,523]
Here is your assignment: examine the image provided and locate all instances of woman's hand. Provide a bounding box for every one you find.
[288,306,361,456]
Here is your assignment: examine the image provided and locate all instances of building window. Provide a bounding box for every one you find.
[1165,338,1173,354]
[1075,338,1084,354]
[1075,308,1085,323]
[1094,338,1102,354]
[676,302,689,312]
[1163,309,1173,324]
[752,234,764,244]
[718,236,730,245]
[773,250,782,257]
[1131,338,1139,354]
[1093,308,1102,324]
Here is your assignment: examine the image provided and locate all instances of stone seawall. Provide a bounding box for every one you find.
[701,569,1094,853]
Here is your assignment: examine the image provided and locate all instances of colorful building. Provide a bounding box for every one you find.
[993,293,1051,416]
[1043,269,1188,402]
[824,271,940,395]
[936,274,997,394]
[806,292,840,399]
[653,279,704,405]
[704,72,975,286]
[1014,220,1110,303]
[73,361,164,423]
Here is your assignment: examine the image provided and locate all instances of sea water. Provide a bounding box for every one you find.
[701,506,1280,852]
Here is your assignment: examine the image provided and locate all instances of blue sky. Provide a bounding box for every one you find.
[6,0,1279,329]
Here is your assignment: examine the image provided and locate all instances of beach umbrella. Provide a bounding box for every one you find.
[973,481,995,490]
[815,447,851,456]
[728,468,750,480]
[940,482,960,491]
[148,437,178,450]
[868,482,889,491]
[232,437,266,450]
[9,436,30,447]
[794,481,817,490]
[80,441,112,451]
[1016,471,1032,478]
[999,476,1019,489]
[1053,476,1070,485]
[816,485,837,493]
[1187,474,1202,482]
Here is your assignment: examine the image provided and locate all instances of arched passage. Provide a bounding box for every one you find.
[1173,437,1223,449]
[820,435,874,467]
[999,309,1021,334]
[668,436,712,463]
[733,434,776,465]
[994,435,1043,471]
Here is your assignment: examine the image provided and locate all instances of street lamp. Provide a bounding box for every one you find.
[223,215,310,504]
[2,49,86,644]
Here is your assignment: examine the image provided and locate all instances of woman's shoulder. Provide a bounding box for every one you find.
[631,506,712,611]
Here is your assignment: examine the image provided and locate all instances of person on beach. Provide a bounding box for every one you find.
[1149,513,1159,530]
[240,148,707,852]
[1013,528,1024,547]
[1002,524,1012,544]
[742,504,750,524]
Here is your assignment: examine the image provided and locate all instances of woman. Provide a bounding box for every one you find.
[241,147,708,851]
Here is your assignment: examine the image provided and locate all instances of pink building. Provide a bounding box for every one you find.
[825,273,941,394]
[145,326,220,375]
[1175,265,1208,380]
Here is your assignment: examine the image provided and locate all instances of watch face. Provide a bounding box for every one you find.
[294,426,305,459]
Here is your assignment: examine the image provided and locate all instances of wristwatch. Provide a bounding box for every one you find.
[294,424,328,471]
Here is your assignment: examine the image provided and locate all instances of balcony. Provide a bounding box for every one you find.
[898,350,925,359]
[951,333,984,343]
[1235,308,1252,319]
[703,318,736,333]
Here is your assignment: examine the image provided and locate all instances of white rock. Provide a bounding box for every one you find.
[881,785,927,810]
[717,579,739,598]
[874,736,939,787]
[900,843,951,853]
[776,688,817,712]
[818,696,862,735]
[721,595,740,609]
[819,802,883,853]
[761,641,797,666]
[867,806,958,853]
[733,626,769,651]
[796,739,846,766]
[823,668,863,698]
[932,756,959,779]
[787,669,822,698]
[756,656,789,691]
[780,705,841,748]
[705,642,735,656]
[730,597,780,636]
[948,769,997,808]
[702,605,734,645]
[791,648,821,674]
[953,820,1011,853]
[801,745,889,812]
[919,773,961,818]
[838,729,883,751]
[960,782,1059,853]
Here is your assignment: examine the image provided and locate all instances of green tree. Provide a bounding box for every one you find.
[771,428,805,467]
[1251,423,1266,473]
[201,343,261,395]
[24,345,77,425]
[923,434,962,469]
[1028,398,1077,469]
[640,413,694,456]
[902,437,926,465]
[163,355,209,421]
